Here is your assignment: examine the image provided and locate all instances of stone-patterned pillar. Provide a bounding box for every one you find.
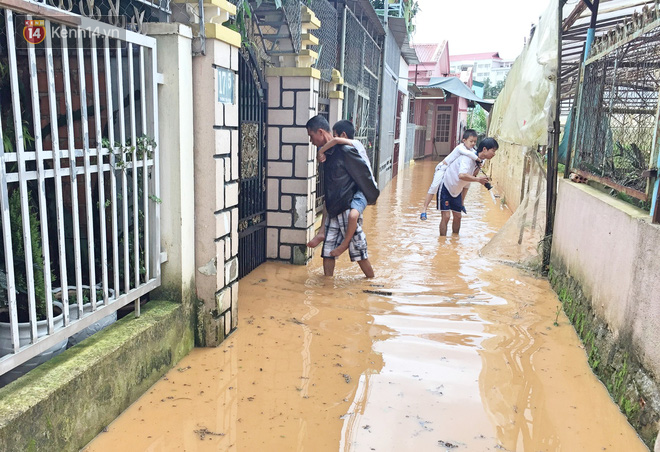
[263,5,323,265]
[266,68,320,265]
[176,0,241,346]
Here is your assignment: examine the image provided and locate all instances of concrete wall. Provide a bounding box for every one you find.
[0,301,192,452]
[487,141,531,211]
[551,180,660,375]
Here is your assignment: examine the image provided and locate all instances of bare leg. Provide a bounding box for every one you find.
[330,208,359,257]
[421,192,435,214]
[452,211,462,234]
[323,257,335,276]
[307,206,327,248]
[440,210,451,236]
[357,259,374,278]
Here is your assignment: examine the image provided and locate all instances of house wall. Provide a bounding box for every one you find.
[377,29,402,186]
[414,97,460,158]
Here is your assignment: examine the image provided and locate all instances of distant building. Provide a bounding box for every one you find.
[450,52,514,83]
[408,42,491,158]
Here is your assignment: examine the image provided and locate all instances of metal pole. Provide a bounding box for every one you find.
[583,0,599,61]
[563,60,583,179]
[339,5,347,77]
[543,0,564,274]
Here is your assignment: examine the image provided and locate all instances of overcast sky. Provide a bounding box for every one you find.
[412,0,552,60]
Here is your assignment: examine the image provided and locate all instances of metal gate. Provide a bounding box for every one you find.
[238,49,267,279]
[0,6,161,378]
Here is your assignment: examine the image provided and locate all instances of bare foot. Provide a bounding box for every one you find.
[307,233,325,248]
[329,242,349,257]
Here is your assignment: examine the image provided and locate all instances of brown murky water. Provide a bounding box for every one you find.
[85,161,648,451]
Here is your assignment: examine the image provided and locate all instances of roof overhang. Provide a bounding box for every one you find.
[421,77,493,111]
[388,17,420,65]
[356,0,386,36]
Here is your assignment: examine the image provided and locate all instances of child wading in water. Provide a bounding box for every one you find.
[307,120,377,257]
[420,129,481,220]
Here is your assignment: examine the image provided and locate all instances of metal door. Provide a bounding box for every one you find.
[392,90,404,177]
[238,49,267,279]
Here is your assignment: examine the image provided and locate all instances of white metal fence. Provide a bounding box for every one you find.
[0,2,161,381]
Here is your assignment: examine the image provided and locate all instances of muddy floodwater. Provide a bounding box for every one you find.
[85,161,648,451]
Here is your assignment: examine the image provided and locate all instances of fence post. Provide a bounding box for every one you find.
[543,0,564,274]
[147,23,196,306]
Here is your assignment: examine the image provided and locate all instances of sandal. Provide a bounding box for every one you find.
[420,212,427,221]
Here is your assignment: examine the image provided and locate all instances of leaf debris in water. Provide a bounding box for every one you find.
[363,289,393,296]
[194,428,225,440]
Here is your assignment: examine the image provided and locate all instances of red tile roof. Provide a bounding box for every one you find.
[412,41,447,63]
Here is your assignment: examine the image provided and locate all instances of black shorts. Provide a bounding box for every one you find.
[440,185,462,213]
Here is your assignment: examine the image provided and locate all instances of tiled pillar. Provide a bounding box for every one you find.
[329,68,344,126]
[266,68,320,265]
[175,0,241,346]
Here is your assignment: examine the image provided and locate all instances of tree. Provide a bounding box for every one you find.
[482,77,506,100]
[467,106,487,134]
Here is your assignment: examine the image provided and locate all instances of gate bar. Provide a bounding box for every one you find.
[27,15,55,333]
[45,19,70,325]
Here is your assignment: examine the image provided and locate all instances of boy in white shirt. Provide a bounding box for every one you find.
[439,137,499,235]
[420,129,481,220]
[307,120,377,258]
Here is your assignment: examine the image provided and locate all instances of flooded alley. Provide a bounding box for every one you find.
[84,161,647,451]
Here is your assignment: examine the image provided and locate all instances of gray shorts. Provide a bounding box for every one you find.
[322,209,368,262]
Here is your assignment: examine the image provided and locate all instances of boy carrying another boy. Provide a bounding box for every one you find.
[307,120,377,258]
[420,129,481,220]
[305,116,379,278]
[439,137,499,236]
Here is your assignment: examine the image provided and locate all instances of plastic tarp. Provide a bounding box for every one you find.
[427,77,494,111]
[487,0,558,146]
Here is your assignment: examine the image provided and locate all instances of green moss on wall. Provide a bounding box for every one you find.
[549,263,659,448]
[0,300,195,452]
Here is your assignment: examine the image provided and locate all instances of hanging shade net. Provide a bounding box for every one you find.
[426,77,494,111]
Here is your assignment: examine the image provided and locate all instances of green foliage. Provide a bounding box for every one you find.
[467,106,487,134]
[104,135,156,171]
[228,0,282,43]
[612,142,650,193]
[482,77,506,100]
[371,0,419,33]
[0,190,49,318]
